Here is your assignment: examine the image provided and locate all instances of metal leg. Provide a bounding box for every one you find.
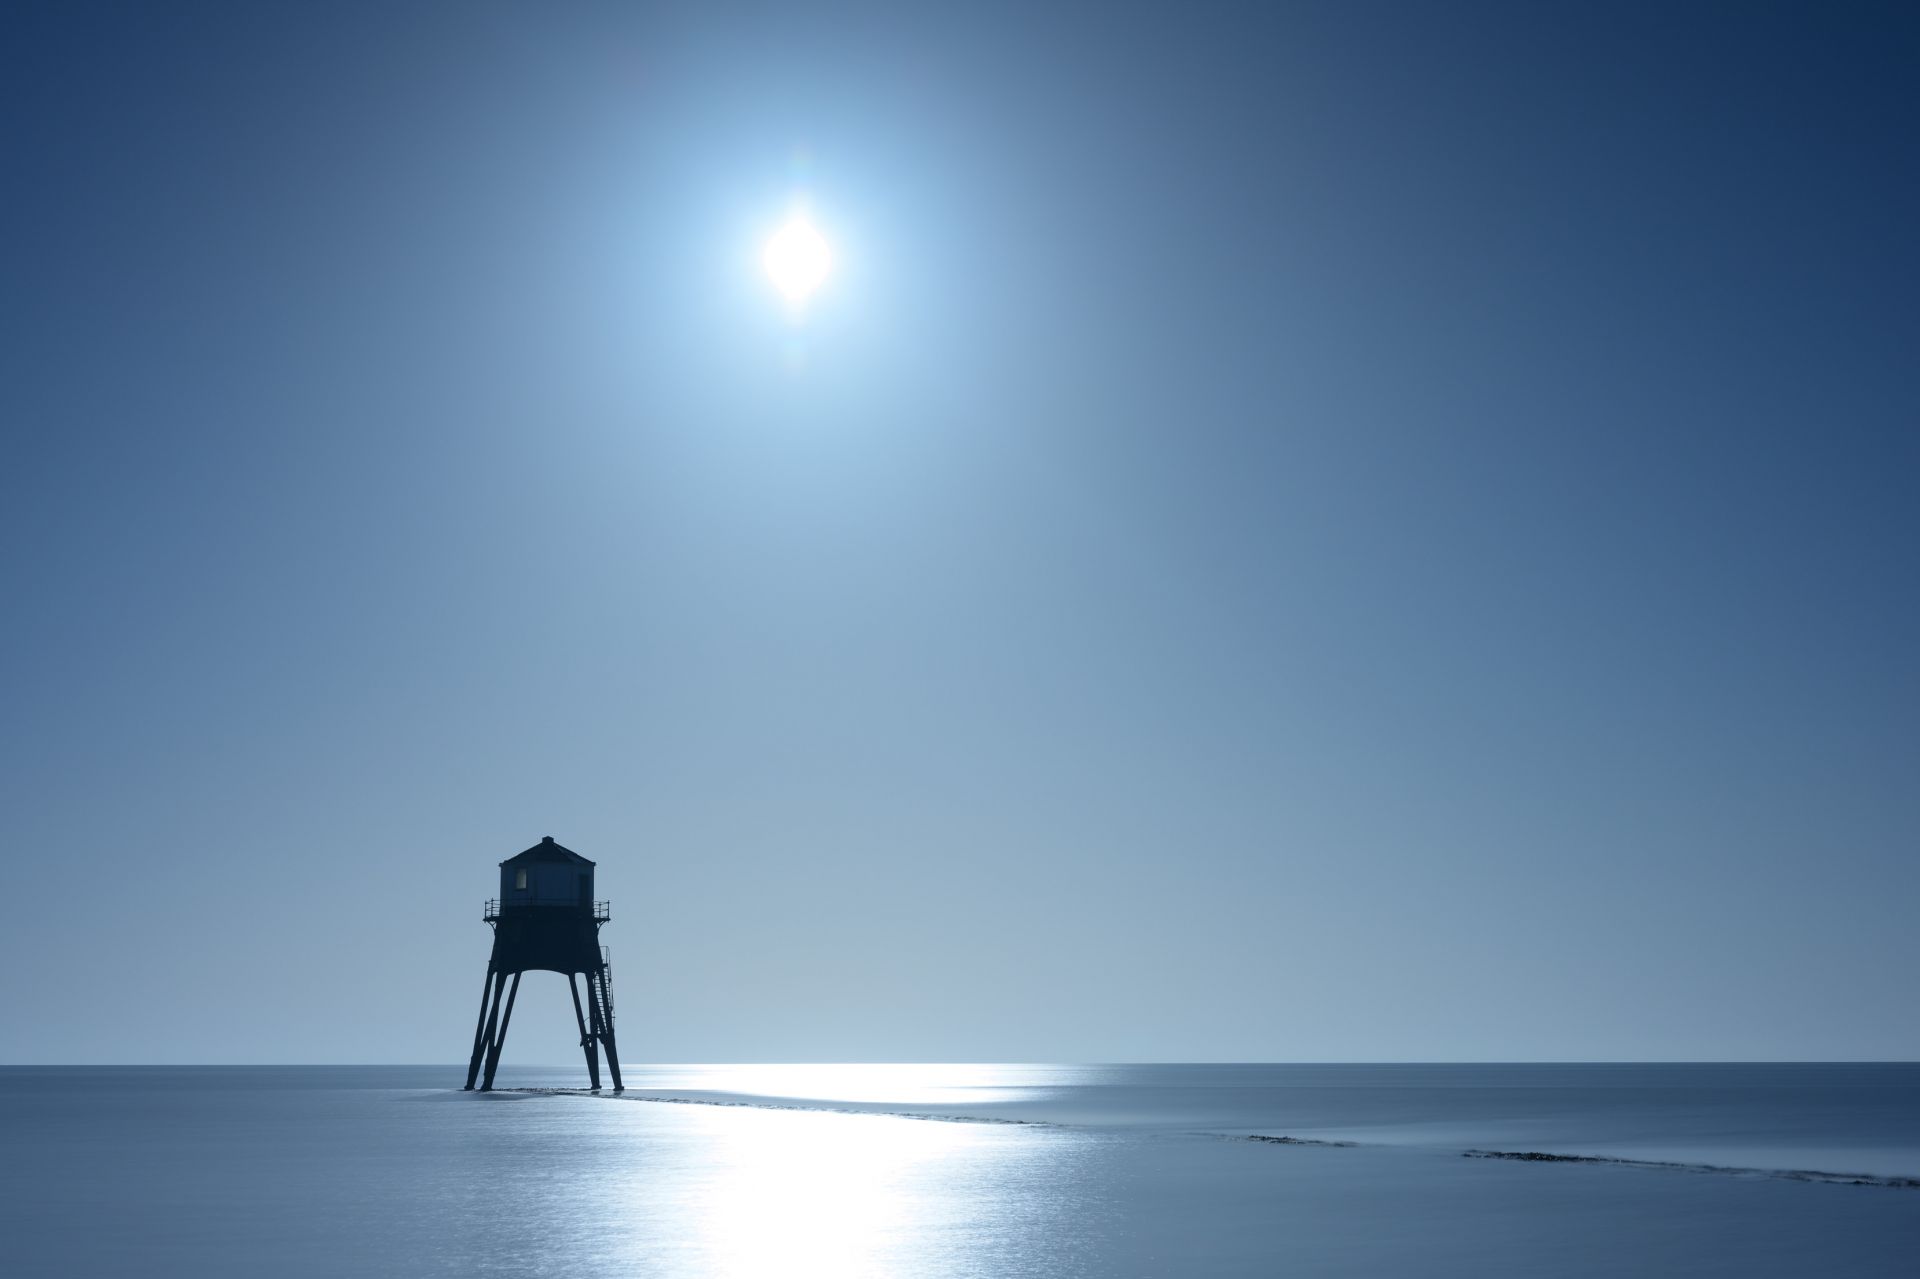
[584,968,606,1052]
[591,968,624,1092]
[464,968,497,1090]
[569,973,602,1091]
[470,971,506,1091]
[481,971,521,1091]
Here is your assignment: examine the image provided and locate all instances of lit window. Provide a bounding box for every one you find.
[515,869,528,891]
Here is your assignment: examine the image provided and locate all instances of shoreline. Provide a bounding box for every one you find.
[492,1086,1920,1189]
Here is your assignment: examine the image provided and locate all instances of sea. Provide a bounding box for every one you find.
[4,1063,1916,1276]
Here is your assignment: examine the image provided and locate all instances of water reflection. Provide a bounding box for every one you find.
[641,1062,1053,1107]
[630,1103,1090,1278]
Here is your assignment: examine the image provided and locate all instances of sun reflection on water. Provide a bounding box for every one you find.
[621,1101,1091,1279]
[646,1062,1049,1108]
[690,1109,982,1277]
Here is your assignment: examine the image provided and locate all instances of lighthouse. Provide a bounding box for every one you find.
[463,836,623,1092]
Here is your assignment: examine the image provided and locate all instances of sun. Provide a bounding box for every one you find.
[763,214,831,303]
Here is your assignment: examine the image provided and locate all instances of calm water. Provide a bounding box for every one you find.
[4,1064,1916,1276]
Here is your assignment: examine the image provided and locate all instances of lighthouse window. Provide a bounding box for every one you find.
[515,869,528,891]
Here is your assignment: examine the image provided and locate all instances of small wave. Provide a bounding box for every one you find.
[520,1088,1060,1127]
[1246,1135,1358,1148]
[1462,1148,1920,1189]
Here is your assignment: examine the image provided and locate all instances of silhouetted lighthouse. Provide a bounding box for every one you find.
[464,836,623,1092]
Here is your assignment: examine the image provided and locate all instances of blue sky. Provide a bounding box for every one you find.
[3,2,1916,1063]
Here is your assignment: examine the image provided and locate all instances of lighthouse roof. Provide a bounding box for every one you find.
[500,835,595,867]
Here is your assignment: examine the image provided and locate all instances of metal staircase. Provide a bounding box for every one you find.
[597,947,617,1030]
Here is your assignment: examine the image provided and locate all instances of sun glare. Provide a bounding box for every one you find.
[764,214,831,304]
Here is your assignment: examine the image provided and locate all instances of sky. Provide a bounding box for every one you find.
[2,2,1916,1065]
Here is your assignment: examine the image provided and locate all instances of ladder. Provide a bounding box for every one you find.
[596,946,617,1030]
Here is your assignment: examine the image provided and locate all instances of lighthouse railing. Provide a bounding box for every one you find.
[481,898,611,922]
